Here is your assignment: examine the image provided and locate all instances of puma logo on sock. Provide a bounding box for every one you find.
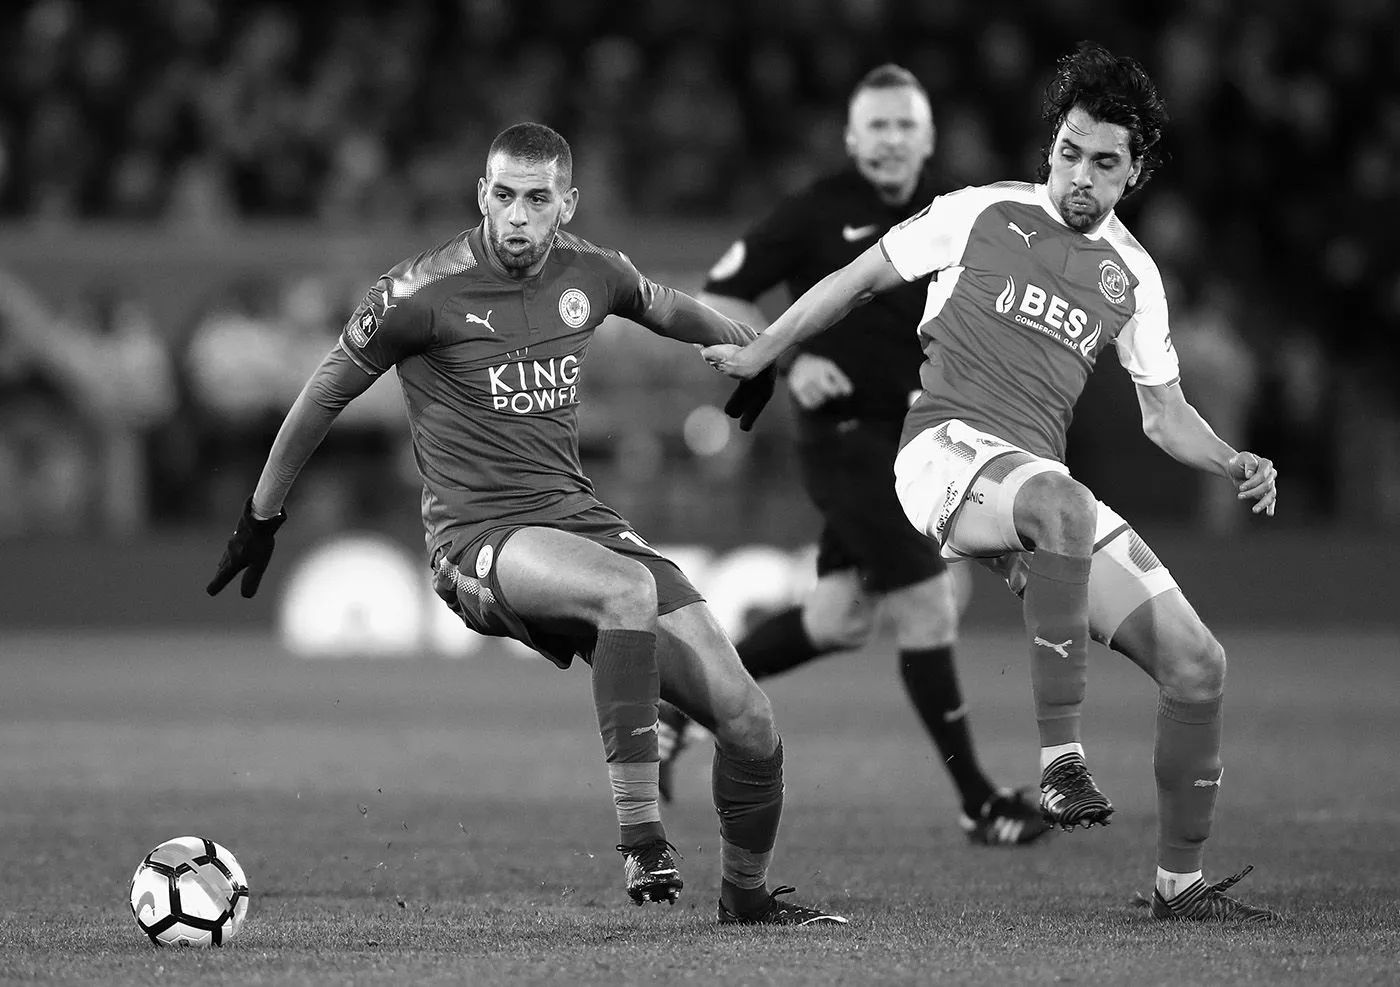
[1033,636,1072,660]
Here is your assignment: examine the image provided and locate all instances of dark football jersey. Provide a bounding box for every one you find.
[702,166,946,422]
[338,226,658,556]
[881,182,1180,461]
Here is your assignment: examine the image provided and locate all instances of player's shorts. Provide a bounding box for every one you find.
[429,502,704,669]
[795,413,946,593]
[894,419,1179,645]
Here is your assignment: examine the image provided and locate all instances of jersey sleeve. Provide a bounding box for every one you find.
[338,276,432,375]
[879,186,989,282]
[600,250,654,322]
[701,193,811,301]
[1112,263,1181,386]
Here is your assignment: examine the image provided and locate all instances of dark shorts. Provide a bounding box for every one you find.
[796,414,946,593]
[429,502,704,669]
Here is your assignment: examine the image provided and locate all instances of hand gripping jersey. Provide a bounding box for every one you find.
[703,167,944,423]
[880,182,1180,461]
[338,226,658,555]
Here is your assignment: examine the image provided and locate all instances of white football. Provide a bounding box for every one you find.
[129,836,249,947]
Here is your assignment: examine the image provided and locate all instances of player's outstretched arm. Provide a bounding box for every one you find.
[700,243,904,380]
[1136,380,1278,516]
[207,345,375,597]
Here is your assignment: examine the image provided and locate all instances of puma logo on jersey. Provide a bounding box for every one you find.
[464,310,495,332]
[1008,221,1038,248]
[842,224,880,242]
[1033,636,1072,659]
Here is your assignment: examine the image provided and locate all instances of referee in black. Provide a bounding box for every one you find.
[659,64,1048,847]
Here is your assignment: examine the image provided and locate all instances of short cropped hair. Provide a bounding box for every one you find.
[849,64,932,116]
[1037,41,1168,197]
[487,122,573,188]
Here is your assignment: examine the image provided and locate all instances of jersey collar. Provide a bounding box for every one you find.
[1035,183,1114,241]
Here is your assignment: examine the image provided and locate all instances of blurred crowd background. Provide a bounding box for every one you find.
[1,0,1397,547]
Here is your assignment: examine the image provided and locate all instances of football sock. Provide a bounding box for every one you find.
[1024,549,1092,748]
[898,646,996,814]
[1155,693,1223,874]
[590,628,664,846]
[735,606,823,679]
[1040,741,1085,773]
[713,739,784,915]
[1157,867,1204,900]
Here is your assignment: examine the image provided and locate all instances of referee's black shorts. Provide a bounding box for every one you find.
[795,413,947,594]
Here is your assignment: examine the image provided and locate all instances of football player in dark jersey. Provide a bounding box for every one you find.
[208,123,845,927]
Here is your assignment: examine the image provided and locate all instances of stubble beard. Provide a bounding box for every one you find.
[1056,190,1105,232]
[486,214,560,271]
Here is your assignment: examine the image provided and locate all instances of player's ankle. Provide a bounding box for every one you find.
[720,878,769,916]
[1040,742,1085,772]
[1155,867,1202,900]
[620,821,666,848]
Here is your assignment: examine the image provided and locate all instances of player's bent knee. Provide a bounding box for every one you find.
[591,560,659,629]
[1016,472,1097,550]
[1161,626,1227,699]
[886,576,959,648]
[806,607,875,651]
[710,682,778,755]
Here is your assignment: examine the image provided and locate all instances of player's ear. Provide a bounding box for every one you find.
[559,186,579,226]
[1127,158,1142,188]
[476,176,488,215]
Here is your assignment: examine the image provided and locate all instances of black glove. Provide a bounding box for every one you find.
[723,366,777,432]
[206,497,288,598]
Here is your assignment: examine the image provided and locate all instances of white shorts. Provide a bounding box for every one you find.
[894,420,1179,645]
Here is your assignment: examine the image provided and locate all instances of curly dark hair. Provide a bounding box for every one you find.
[1035,41,1168,197]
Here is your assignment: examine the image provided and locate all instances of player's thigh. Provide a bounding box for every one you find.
[655,601,776,754]
[1108,587,1226,699]
[493,525,656,628]
[894,420,1063,560]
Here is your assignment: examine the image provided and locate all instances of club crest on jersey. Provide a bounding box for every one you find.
[1098,258,1129,305]
[475,544,494,578]
[558,288,590,328]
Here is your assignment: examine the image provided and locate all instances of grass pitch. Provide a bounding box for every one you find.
[1,626,1397,986]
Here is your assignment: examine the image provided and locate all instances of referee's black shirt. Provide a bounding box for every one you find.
[703,166,946,424]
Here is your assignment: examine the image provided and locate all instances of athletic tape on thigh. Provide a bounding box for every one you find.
[991,458,1069,553]
[1086,503,1179,646]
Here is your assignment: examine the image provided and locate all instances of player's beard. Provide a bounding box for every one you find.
[485,214,561,271]
[1053,184,1110,232]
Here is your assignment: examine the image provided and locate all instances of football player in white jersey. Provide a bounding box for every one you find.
[702,42,1279,922]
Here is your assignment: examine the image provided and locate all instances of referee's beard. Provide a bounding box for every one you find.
[485,214,562,272]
